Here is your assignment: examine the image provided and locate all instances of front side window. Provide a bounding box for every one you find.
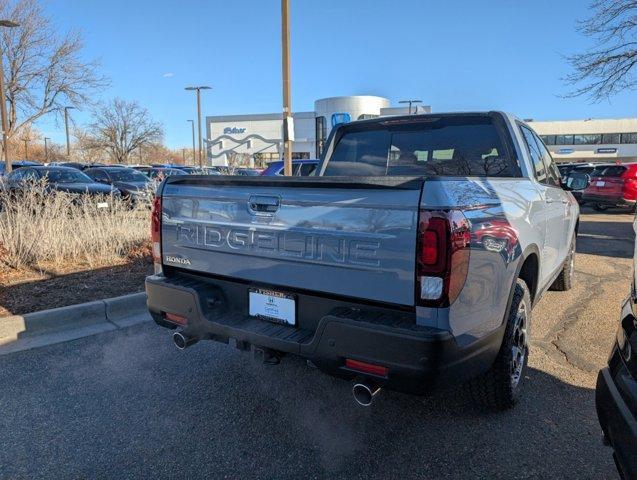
[323,115,515,177]
[533,132,561,187]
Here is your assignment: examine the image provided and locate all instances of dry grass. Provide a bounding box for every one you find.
[0,180,151,273]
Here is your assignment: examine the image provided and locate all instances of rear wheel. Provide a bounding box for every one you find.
[549,234,575,291]
[593,203,609,211]
[468,279,531,411]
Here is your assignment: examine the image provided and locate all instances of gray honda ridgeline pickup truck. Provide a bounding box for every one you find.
[146,112,580,410]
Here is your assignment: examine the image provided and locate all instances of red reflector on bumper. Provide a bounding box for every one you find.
[164,312,188,326]
[345,359,388,377]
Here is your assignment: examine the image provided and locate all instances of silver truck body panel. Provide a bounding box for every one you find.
[161,183,421,305]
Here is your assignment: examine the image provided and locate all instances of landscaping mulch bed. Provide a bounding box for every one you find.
[0,257,153,317]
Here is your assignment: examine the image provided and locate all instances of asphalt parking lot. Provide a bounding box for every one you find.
[0,208,633,479]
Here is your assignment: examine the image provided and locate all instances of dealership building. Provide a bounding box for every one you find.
[204,97,637,166]
[528,118,637,164]
[205,96,430,166]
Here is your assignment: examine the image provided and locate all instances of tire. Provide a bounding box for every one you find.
[549,234,575,291]
[593,203,609,211]
[468,279,531,411]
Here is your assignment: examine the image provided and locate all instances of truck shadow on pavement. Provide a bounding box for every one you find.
[576,213,634,259]
[0,323,616,479]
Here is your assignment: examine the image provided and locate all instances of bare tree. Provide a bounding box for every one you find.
[566,0,637,100]
[0,0,108,138]
[85,98,163,164]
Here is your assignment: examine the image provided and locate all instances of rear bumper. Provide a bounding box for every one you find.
[145,273,504,394]
[582,194,636,207]
[596,364,637,479]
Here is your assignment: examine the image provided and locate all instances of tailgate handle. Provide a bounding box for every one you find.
[248,195,280,214]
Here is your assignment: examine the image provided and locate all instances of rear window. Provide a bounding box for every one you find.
[601,166,626,177]
[592,166,626,177]
[322,115,516,177]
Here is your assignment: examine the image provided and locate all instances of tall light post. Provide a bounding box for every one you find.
[185,86,211,167]
[281,0,293,176]
[187,119,195,165]
[398,99,422,115]
[64,106,75,158]
[0,20,19,173]
[44,137,50,162]
[22,137,28,160]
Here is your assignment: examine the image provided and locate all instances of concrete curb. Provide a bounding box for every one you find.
[0,292,150,355]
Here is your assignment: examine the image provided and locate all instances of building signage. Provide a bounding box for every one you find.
[331,112,351,127]
[557,148,574,154]
[596,147,618,154]
[223,127,246,135]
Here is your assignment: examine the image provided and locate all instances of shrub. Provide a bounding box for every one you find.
[0,179,151,271]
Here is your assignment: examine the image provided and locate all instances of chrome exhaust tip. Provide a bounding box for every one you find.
[352,382,381,407]
[172,331,198,350]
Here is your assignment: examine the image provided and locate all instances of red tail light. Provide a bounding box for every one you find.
[416,210,471,307]
[345,359,389,378]
[164,312,187,326]
[151,196,162,273]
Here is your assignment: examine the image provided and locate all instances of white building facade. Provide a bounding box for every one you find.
[528,118,637,164]
[205,96,431,166]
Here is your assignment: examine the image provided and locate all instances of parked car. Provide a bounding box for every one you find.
[235,168,262,176]
[596,213,637,478]
[132,166,186,181]
[0,160,41,176]
[84,166,152,204]
[56,161,89,171]
[260,159,319,176]
[179,166,221,175]
[146,112,580,411]
[582,163,637,211]
[2,166,120,206]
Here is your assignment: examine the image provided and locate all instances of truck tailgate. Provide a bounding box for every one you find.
[160,176,423,306]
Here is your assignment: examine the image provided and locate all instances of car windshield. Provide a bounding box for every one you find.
[41,168,94,183]
[107,169,149,182]
[149,168,185,178]
[323,115,515,177]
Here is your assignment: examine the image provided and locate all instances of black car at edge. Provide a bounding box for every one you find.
[596,217,637,479]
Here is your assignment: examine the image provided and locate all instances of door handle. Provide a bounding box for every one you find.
[248,195,280,214]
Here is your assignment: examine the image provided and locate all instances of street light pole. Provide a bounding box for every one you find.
[398,99,423,115]
[281,0,293,176]
[23,138,28,160]
[185,86,211,167]
[187,119,195,165]
[64,106,75,158]
[0,20,19,173]
[44,137,50,162]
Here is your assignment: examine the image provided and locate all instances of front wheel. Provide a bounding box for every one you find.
[467,279,531,411]
[593,203,609,212]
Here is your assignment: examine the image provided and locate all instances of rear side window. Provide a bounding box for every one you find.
[322,115,516,177]
[601,166,626,177]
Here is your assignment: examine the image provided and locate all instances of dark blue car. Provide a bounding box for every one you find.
[260,159,318,176]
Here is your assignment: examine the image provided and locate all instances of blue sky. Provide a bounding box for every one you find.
[38,0,634,148]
